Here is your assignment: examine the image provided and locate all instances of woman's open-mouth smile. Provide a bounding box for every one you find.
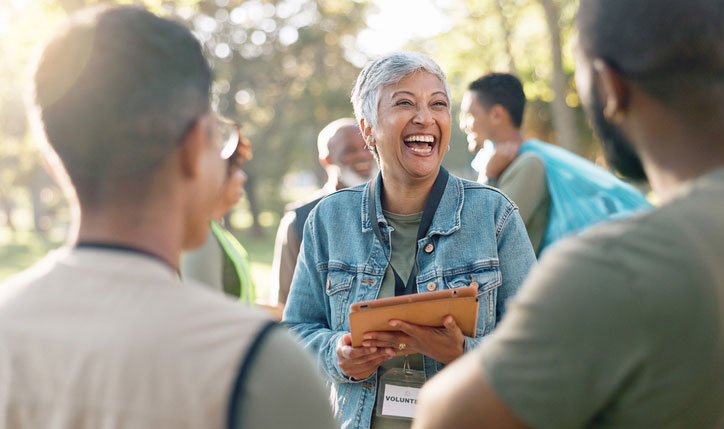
[403,134,437,156]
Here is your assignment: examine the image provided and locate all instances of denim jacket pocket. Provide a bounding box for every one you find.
[326,268,355,330]
[444,263,502,337]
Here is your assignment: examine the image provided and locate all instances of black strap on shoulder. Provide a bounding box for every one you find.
[369,167,449,296]
[292,196,324,240]
[226,320,278,429]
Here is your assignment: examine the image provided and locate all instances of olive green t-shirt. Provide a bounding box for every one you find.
[378,211,422,300]
[496,151,550,256]
[476,167,724,427]
[371,211,424,429]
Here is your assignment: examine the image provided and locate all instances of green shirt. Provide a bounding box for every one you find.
[476,167,724,427]
[377,211,422,300]
[496,151,550,256]
[372,211,424,429]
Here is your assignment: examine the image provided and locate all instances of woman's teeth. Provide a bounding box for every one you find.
[405,135,434,143]
[404,135,435,154]
[409,145,432,154]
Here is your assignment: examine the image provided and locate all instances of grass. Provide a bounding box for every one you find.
[232,225,278,302]
[0,231,64,282]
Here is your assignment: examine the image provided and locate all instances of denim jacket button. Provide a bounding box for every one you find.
[426,282,437,291]
[424,243,434,253]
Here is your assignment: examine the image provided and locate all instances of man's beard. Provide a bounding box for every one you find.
[338,164,377,188]
[585,90,648,181]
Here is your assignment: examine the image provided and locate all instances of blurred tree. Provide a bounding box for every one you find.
[186,0,371,236]
[493,0,517,73]
[1,0,373,240]
[0,0,69,243]
[418,0,592,157]
[537,0,577,152]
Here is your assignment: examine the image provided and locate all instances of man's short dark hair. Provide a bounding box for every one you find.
[577,0,724,110]
[33,6,212,203]
[467,73,526,128]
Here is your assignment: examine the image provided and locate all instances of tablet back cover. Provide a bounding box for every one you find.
[349,296,479,350]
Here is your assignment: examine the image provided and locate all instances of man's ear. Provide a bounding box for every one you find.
[593,59,629,122]
[490,104,506,124]
[177,116,207,179]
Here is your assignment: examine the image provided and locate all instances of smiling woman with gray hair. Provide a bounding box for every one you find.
[283,51,536,429]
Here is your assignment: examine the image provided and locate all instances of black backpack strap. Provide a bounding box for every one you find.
[292,196,324,240]
[226,320,278,429]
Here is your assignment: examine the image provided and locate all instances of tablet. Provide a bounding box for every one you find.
[348,284,479,353]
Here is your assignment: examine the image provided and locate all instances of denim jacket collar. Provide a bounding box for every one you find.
[361,168,463,237]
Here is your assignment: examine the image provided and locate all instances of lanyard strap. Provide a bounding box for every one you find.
[369,167,449,296]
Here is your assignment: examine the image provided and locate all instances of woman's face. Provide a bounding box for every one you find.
[371,71,451,184]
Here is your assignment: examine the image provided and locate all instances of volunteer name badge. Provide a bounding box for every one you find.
[376,363,426,420]
[380,384,421,419]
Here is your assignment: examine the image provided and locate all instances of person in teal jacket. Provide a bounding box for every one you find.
[182,121,255,304]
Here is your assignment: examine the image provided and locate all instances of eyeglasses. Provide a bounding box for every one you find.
[218,116,252,167]
[178,112,252,164]
[218,116,238,160]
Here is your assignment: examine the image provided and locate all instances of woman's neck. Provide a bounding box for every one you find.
[380,172,437,214]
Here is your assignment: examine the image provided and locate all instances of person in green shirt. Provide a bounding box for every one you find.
[415,0,724,427]
[182,124,255,304]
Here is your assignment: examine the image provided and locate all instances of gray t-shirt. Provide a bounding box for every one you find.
[476,167,724,427]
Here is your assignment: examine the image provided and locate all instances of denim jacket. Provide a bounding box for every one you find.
[283,172,536,429]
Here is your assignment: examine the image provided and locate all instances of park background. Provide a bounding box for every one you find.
[1,0,618,301]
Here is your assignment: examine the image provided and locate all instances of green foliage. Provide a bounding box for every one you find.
[413,0,600,157]
[0,1,70,258]
[184,0,373,226]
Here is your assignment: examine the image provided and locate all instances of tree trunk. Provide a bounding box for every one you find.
[538,0,579,153]
[0,192,16,232]
[30,171,44,233]
[494,0,517,73]
[242,172,264,237]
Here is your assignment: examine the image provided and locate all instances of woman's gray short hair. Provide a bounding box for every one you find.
[351,51,451,130]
